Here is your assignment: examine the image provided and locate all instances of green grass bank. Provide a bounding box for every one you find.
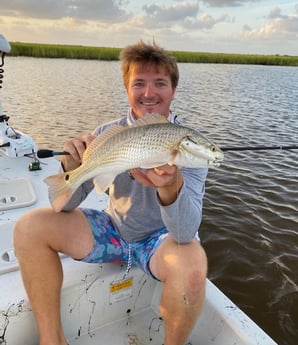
[9,42,298,66]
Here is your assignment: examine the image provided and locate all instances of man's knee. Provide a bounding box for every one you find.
[177,241,207,274]
[151,238,207,283]
[14,208,50,252]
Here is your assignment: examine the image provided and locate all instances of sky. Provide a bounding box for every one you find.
[0,0,297,56]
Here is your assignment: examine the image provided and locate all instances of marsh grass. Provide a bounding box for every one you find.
[10,42,298,66]
[10,42,120,60]
[172,50,298,66]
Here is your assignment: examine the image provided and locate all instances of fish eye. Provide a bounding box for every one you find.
[210,146,217,152]
[65,174,70,181]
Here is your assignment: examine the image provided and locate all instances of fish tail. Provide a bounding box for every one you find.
[44,173,74,212]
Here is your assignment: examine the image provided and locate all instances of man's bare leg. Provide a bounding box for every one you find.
[14,208,94,345]
[149,237,207,345]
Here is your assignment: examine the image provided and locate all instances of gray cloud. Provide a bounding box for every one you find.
[202,0,259,7]
[243,24,252,31]
[140,2,226,30]
[70,0,130,21]
[183,13,229,29]
[142,2,199,23]
[0,0,130,21]
[268,7,287,20]
[0,0,66,19]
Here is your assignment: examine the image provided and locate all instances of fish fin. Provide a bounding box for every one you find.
[44,173,74,212]
[93,174,116,194]
[131,113,169,127]
[83,125,127,161]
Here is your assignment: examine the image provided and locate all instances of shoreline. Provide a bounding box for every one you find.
[9,41,298,67]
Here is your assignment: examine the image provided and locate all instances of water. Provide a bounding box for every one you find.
[2,57,298,345]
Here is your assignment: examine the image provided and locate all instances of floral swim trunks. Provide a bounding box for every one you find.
[78,208,169,279]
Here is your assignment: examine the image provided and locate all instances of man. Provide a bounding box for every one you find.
[14,41,208,345]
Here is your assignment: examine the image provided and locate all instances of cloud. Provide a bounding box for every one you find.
[142,2,199,24]
[268,7,287,20]
[0,0,241,31]
[0,0,130,21]
[202,0,259,7]
[184,13,229,29]
[0,0,66,19]
[140,2,227,30]
[238,6,298,40]
[70,0,130,21]
[243,24,252,31]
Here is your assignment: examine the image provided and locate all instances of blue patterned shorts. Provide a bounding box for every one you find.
[79,208,169,279]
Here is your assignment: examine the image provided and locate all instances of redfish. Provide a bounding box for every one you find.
[44,114,223,212]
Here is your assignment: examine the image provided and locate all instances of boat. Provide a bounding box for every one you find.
[0,34,277,345]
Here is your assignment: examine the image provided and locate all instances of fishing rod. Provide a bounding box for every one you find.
[220,145,298,152]
[36,145,298,158]
[36,149,70,158]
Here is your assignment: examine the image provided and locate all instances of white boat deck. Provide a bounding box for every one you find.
[1,257,276,345]
[0,156,277,345]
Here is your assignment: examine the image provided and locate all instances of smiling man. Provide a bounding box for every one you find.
[128,69,174,117]
[14,41,208,345]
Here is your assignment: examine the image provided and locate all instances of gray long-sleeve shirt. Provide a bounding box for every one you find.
[62,110,208,243]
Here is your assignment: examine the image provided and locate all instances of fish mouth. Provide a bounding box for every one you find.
[208,157,224,167]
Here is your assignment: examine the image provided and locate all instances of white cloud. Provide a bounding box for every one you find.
[241,6,298,40]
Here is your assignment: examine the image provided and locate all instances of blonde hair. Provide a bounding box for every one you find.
[119,40,179,89]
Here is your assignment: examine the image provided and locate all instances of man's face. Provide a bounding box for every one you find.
[126,65,176,119]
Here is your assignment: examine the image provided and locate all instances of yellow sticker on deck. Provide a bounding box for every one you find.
[110,277,133,292]
[109,277,133,304]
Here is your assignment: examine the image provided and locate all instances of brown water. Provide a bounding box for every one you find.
[2,57,298,344]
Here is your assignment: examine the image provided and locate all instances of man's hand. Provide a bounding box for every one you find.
[130,165,183,205]
[61,133,96,172]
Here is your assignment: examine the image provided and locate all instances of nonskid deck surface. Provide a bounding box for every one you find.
[69,307,165,345]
